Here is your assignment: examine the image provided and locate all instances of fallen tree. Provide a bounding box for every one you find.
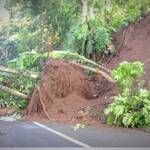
[0,66,38,100]
[0,62,115,83]
[0,52,116,100]
[0,84,29,99]
[0,66,40,79]
[49,51,111,73]
[69,61,116,83]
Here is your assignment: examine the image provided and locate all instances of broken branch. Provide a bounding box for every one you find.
[0,66,40,79]
[0,84,29,99]
[70,61,116,83]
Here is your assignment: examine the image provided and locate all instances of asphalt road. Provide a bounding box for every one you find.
[0,121,150,147]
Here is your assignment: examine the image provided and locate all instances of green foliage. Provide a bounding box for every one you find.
[0,72,36,110]
[0,90,27,110]
[105,89,150,128]
[65,0,150,59]
[110,0,150,28]
[105,61,150,128]
[0,24,19,65]
[0,94,27,110]
[1,50,102,109]
[49,51,101,68]
[1,0,150,112]
[1,0,149,66]
[7,50,47,71]
[0,16,52,64]
[5,0,79,49]
[94,26,112,53]
[0,50,45,110]
[65,17,113,60]
[112,61,144,95]
[9,50,103,71]
[4,0,150,60]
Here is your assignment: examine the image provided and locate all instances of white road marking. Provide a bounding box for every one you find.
[33,121,91,148]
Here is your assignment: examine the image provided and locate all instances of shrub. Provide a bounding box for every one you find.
[112,61,144,95]
[105,89,150,128]
[65,17,113,59]
[105,61,150,128]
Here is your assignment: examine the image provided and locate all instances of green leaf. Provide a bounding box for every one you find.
[122,113,133,127]
[106,115,114,125]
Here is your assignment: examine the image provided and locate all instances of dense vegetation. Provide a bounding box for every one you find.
[1,0,150,63]
[105,62,150,128]
[0,0,150,128]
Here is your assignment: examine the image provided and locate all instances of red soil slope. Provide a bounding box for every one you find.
[25,15,150,124]
[111,15,150,81]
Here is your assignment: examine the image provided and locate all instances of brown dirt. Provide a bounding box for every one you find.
[110,14,150,82]
[24,14,150,124]
[0,108,14,116]
[24,60,115,124]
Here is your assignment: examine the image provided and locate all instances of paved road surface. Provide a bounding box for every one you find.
[0,121,150,147]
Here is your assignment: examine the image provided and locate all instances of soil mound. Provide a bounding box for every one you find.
[26,60,105,123]
[111,15,150,81]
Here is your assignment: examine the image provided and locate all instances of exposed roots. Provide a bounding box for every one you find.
[26,60,97,118]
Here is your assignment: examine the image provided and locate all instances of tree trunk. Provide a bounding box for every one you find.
[0,84,29,99]
[0,66,40,79]
[70,61,116,83]
[80,0,96,58]
[80,0,88,23]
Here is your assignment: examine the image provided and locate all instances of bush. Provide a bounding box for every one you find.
[105,90,150,128]
[65,17,113,59]
[112,61,144,95]
[105,61,150,128]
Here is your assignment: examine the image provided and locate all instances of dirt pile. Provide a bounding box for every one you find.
[25,60,111,123]
[111,14,150,81]
[0,108,14,116]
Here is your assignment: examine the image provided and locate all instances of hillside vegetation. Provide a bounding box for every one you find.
[0,0,150,128]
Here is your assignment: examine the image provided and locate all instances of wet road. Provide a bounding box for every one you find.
[0,121,150,147]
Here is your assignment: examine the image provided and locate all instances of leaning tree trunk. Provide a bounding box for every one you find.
[80,0,96,59]
[0,85,29,99]
[80,0,88,23]
[0,66,40,79]
[0,57,115,99]
[0,66,40,99]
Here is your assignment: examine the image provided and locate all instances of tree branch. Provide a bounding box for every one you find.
[0,66,40,79]
[70,61,116,83]
[0,84,29,99]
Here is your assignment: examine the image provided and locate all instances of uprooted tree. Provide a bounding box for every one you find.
[0,55,116,99]
[0,51,117,119]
